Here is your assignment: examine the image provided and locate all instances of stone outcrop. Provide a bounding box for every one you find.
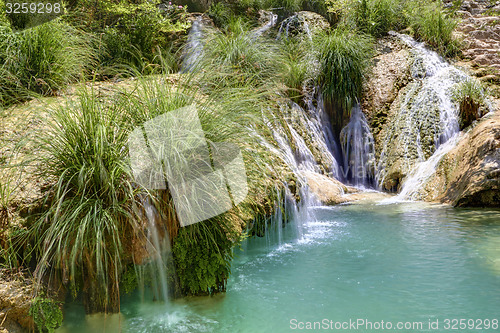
[453,1,500,94]
[0,272,34,333]
[417,109,500,207]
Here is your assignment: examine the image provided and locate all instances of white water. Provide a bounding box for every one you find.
[378,33,469,198]
[142,198,170,302]
[180,17,204,73]
[340,104,376,188]
[252,12,278,37]
[277,14,313,40]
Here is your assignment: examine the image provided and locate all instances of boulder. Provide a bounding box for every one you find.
[303,171,357,205]
[278,11,330,38]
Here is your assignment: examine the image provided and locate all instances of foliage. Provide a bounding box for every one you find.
[93,1,187,75]
[278,38,310,100]
[172,218,234,295]
[28,89,143,311]
[351,0,406,37]
[315,28,374,112]
[409,3,461,57]
[29,297,63,333]
[0,20,94,106]
[452,79,487,129]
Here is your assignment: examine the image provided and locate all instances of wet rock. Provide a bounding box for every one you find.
[420,110,500,207]
[277,11,329,38]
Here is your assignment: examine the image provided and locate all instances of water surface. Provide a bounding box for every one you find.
[59,202,500,332]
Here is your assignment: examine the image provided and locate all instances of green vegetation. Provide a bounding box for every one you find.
[315,29,374,112]
[409,2,460,57]
[452,79,488,129]
[0,20,94,106]
[29,297,63,333]
[0,0,471,320]
[325,0,461,56]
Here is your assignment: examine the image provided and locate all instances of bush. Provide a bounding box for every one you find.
[315,28,374,112]
[0,20,94,106]
[29,89,142,312]
[278,38,310,100]
[409,3,461,57]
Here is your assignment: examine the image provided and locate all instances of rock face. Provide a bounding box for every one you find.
[362,37,412,191]
[454,2,500,94]
[0,272,34,333]
[418,109,500,207]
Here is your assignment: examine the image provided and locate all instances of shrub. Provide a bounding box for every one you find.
[278,38,310,100]
[315,28,374,112]
[29,89,142,312]
[195,17,281,88]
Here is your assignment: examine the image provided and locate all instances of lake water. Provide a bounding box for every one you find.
[59,202,500,332]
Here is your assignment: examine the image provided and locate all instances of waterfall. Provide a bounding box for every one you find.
[378,32,469,199]
[180,17,204,73]
[340,104,376,188]
[140,197,172,302]
[252,12,278,37]
[277,14,313,40]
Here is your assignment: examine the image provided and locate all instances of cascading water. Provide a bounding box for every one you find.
[277,14,313,40]
[252,12,278,37]
[378,32,469,199]
[340,104,376,188]
[180,17,204,73]
[139,198,172,302]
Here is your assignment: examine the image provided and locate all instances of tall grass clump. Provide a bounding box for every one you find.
[0,20,95,106]
[278,38,310,100]
[409,3,461,57]
[194,17,282,89]
[452,79,488,129]
[351,0,406,37]
[315,28,373,112]
[122,74,289,294]
[28,90,142,313]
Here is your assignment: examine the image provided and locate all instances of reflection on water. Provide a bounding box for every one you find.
[58,203,500,333]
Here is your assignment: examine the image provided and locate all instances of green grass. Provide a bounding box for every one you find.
[409,3,461,57]
[278,38,310,100]
[20,61,292,307]
[315,28,374,112]
[0,20,95,106]
[27,88,142,312]
[452,78,488,129]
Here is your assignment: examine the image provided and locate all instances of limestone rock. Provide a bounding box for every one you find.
[303,172,357,205]
[420,110,500,207]
[278,11,330,38]
[0,272,34,332]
